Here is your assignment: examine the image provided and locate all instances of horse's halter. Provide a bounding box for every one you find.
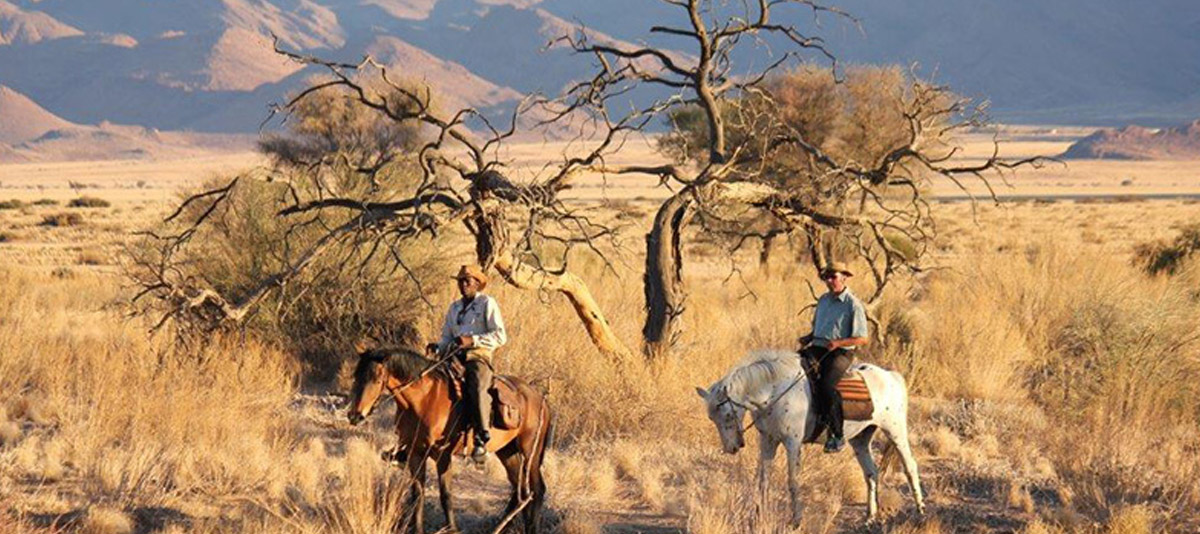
[715,367,807,436]
[355,350,457,417]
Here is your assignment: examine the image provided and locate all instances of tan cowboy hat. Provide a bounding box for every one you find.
[820,262,853,277]
[454,264,489,288]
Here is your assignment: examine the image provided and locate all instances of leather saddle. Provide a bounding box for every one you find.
[803,368,876,444]
[445,360,523,430]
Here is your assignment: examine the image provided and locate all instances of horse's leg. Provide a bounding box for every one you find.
[882,423,926,516]
[496,447,525,533]
[522,454,545,534]
[435,451,458,532]
[752,435,778,531]
[849,426,880,523]
[404,450,428,534]
[784,439,805,529]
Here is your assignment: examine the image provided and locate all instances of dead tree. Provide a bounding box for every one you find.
[559,0,1050,358]
[129,46,641,361]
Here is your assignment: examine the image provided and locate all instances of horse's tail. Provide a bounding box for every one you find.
[537,407,554,469]
[878,437,901,480]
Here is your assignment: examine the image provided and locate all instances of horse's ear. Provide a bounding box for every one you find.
[353,336,378,355]
[695,386,709,400]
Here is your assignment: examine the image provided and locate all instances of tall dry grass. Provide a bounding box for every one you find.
[0,268,416,532]
[4,205,1200,532]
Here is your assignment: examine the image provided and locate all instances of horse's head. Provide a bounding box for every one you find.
[696,385,746,454]
[347,349,390,426]
[346,346,432,426]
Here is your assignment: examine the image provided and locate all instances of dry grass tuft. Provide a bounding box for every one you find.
[80,507,134,534]
[1006,482,1036,514]
[922,426,962,458]
[40,212,84,227]
[558,511,603,534]
[67,196,112,209]
[888,516,944,534]
[1021,519,1066,534]
[0,420,19,447]
[1105,505,1154,534]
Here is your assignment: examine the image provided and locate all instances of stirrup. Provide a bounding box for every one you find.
[470,443,488,465]
[823,435,845,453]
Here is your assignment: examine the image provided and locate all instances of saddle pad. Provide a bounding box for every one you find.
[836,375,871,402]
[836,373,874,421]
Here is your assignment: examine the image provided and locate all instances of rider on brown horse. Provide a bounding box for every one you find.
[798,262,869,454]
[426,264,508,464]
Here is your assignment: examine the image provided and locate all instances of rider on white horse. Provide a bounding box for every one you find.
[798,262,869,453]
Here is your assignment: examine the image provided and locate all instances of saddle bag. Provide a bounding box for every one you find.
[489,376,523,430]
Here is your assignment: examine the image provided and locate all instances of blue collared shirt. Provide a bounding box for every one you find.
[811,289,868,348]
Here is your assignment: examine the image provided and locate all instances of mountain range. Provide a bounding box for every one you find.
[1,0,1198,159]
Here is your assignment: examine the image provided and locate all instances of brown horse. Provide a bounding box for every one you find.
[347,347,552,534]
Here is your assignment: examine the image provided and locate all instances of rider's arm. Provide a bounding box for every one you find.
[472,297,508,350]
[831,298,870,349]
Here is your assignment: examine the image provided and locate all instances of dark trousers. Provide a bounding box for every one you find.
[801,346,852,439]
[463,359,493,444]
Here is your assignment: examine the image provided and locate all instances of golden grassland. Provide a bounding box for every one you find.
[1,138,1199,533]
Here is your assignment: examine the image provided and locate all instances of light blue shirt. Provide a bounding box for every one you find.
[811,289,868,348]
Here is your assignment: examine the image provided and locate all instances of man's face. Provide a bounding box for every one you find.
[821,270,846,293]
[457,276,481,298]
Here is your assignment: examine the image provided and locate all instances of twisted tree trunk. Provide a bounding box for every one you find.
[642,193,692,359]
[493,253,634,362]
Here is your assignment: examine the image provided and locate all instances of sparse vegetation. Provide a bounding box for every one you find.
[0,199,26,210]
[67,196,111,208]
[40,212,83,227]
[1135,223,1200,275]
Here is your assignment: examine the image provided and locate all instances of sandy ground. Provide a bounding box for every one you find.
[2,132,1197,205]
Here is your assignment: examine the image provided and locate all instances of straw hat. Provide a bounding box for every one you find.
[820,262,854,277]
[454,264,489,288]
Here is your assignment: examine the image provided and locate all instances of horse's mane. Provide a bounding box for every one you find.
[361,347,432,380]
[713,349,803,402]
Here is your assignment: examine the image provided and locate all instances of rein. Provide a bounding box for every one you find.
[362,348,460,415]
[719,366,807,434]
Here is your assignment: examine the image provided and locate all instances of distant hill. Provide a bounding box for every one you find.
[1061,120,1200,160]
[0,0,82,45]
[0,85,252,162]
[0,0,1197,140]
[0,84,75,144]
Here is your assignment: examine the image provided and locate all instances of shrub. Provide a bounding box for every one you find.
[0,199,25,210]
[1135,223,1200,275]
[41,212,83,227]
[32,199,58,206]
[77,249,107,265]
[131,178,444,381]
[68,196,111,208]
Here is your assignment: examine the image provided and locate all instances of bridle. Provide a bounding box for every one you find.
[714,366,807,436]
[354,348,460,418]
